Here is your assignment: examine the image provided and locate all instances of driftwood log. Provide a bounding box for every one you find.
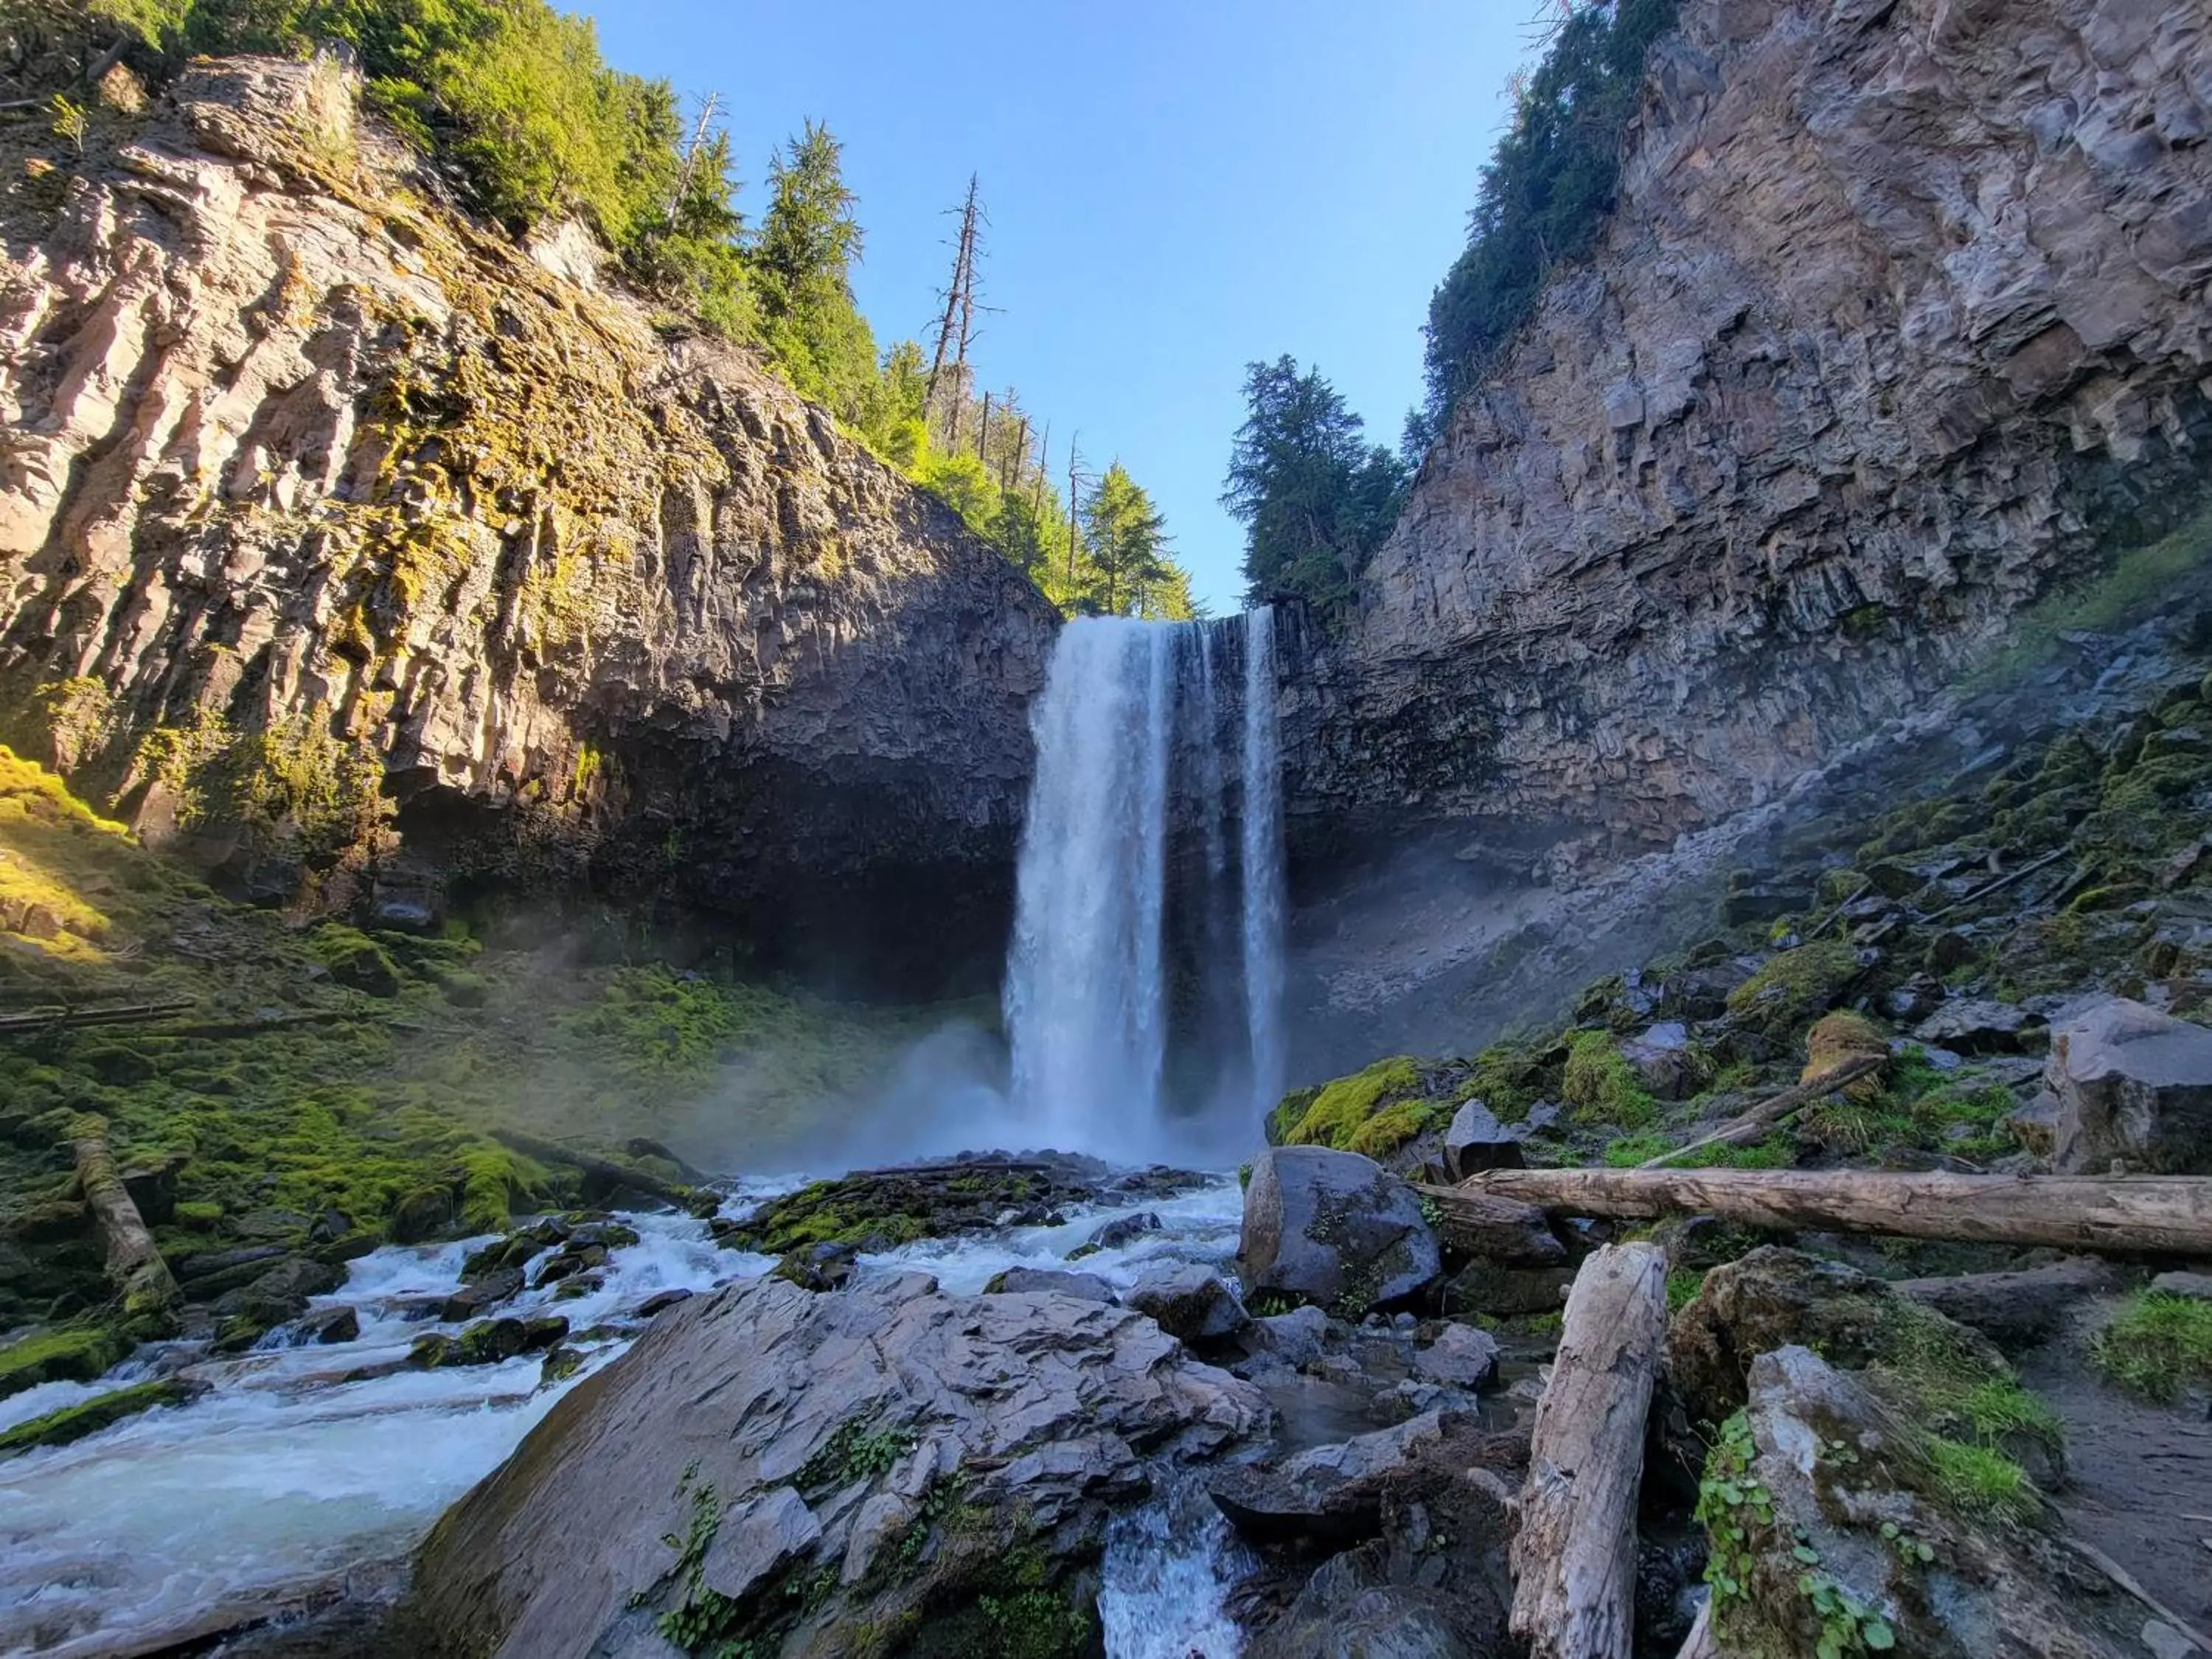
[1509,1241,1669,1659]
[489,1127,714,1214]
[1422,1169,2212,1256]
[69,1116,181,1329]
[1638,1053,1886,1169]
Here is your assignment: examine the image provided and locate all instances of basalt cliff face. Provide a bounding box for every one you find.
[0,53,1057,989]
[1285,0,2212,878]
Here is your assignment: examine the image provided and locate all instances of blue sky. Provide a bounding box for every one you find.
[582,2,1528,613]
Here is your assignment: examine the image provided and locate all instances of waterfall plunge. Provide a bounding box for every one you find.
[1003,608,1287,1161]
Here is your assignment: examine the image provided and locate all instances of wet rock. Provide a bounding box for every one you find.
[1075,1210,1162,1257]
[633,1288,695,1318]
[1442,1099,1524,1178]
[1248,1545,1507,1659]
[2043,997,2212,1175]
[307,1207,357,1245]
[400,1271,1266,1657]
[1126,1267,1249,1344]
[981,1267,1116,1301]
[1439,1260,1573,1318]
[771,1241,858,1293]
[1714,1346,2140,1658]
[289,1304,361,1346]
[390,1186,459,1244]
[175,1244,291,1294]
[1896,1258,2121,1351]
[1211,1412,1462,1545]
[212,1256,346,1329]
[1913,998,2042,1055]
[456,1318,531,1365]
[440,1268,524,1324]
[1246,1304,1332,1366]
[119,1157,181,1226]
[1411,1324,1499,1391]
[539,1346,585,1387]
[462,1235,549,1281]
[1240,1147,1441,1318]
[2149,1270,2212,1301]
[550,1274,605,1303]
[232,1207,313,1241]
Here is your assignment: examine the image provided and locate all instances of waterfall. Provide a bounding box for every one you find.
[1240,604,1287,1117]
[1003,607,1286,1160]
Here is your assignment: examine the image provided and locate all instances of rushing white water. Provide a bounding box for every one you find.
[1239,605,1287,1119]
[1004,608,1289,1161]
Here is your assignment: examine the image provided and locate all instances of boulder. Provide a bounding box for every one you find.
[1074,1211,1162,1256]
[1240,1147,1441,1318]
[1913,998,2042,1055]
[1245,1304,1332,1366]
[1443,1099,1525,1178]
[440,1267,524,1323]
[1710,1346,2145,1658]
[1896,1258,2121,1350]
[1620,1021,1700,1099]
[1439,1260,1573,1318]
[1667,1248,2022,1440]
[981,1267,1115,1301]
[633,1288,695,1318]
[1210,1411,1461,1545]
[289,1304,361,1346]
[771,1241,858,1293]
[1411,1323,1499,1391]
[2043,998,2212,1175]
[2149,1270,2212,1301]
[400,1273,1267,1658]
[1124,1267,1248,1343]
[389,1186,460,1244]
[1248,1545,1507,1659]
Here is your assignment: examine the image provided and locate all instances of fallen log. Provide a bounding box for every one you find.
[1674,1599,1716,1659]
[1509,1241,1668,1659]
[1639,1054,1886,1169]
[488,1127,716,1216]
[1422,1169,2212,1256]
[69,1115,181,1332]
[0,999,195,1036]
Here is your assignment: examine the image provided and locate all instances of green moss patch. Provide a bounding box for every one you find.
[1562,1031,1660,1129]
[0,1324,129,1399]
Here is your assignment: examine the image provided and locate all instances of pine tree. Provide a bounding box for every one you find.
[1222,357,1408,614]
[1082,463,1170,618]
[751,120,877,421]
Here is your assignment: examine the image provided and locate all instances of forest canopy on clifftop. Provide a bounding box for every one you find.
[39,0,1197,621]
[1423,0,1681,422]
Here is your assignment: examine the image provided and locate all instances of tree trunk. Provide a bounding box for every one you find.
[70,1116,181,1330]
[1423,1169,2212,1256]
[1639,1054,1884,1168]
[1510,1241,1667,1659]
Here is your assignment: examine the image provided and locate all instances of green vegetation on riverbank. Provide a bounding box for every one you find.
[0,746,956,1340]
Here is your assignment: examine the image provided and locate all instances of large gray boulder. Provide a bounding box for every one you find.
[2043,997,2212,1174]
[1442,1099,1524,1178]
[1209,1411,1459,1544]
[400,1270,1267,1658]
[1240,1147,1441,1318]
[1717,1346,2147,1658]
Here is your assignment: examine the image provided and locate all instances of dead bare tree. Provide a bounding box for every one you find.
[662,91,723,221]
[926,175,990,449]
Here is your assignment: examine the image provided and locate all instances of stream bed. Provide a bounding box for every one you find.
[0,1176,1254,1659]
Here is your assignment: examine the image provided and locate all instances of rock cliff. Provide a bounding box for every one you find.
[0,53,1057,987]
[1286,0,2212,874]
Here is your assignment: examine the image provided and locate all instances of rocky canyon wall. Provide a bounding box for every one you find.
[0,54,1058,989]
[1285,0,2212,880]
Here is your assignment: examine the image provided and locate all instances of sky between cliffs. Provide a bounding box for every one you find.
[582,0,1525,615]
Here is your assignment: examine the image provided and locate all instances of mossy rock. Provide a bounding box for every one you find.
[0,1322,131,1399]
[0,1376,201,1454]
[310,925,406,995]
[1272,1056,1445,1159]
[1561,1030,1660,1129]
[1724,942,1865,1040]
